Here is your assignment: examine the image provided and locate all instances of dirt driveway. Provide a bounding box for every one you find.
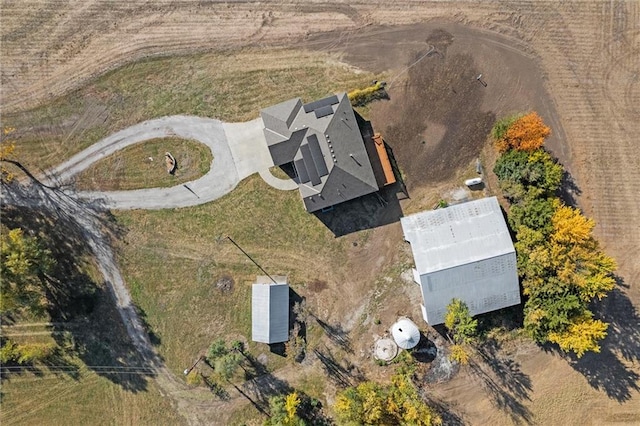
[2,1,638,424]
[304,17,639,425]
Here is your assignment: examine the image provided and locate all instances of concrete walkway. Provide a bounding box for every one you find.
[46,115,297,210]
[224,118,299,191]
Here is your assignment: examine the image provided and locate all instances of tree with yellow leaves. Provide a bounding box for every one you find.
[492,111,617,358]
[548,314,608,357]
[516,205,616,350]
[551,203,595,245]
[449,344,470,365]
[494,112,551,153]
[1,227,53,316]
[284,391,301,424]
[334,374,441,425]
[265,390,330,426]
[444,298,478,345]
[1,127,17,182]
[550,204,617,301]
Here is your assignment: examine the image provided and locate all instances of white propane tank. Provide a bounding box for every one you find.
[465,177,483,187]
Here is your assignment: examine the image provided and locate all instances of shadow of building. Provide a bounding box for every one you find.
[313,182,404,237]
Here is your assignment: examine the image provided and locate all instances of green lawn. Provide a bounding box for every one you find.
[74,137,212,191]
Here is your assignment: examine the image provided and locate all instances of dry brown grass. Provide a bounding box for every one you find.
[114,175,347,377]
[74,137,212,191]
[4,49,379,173]
[0,366,184,426]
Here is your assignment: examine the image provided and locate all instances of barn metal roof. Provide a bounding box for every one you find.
[251,276,289,344]
[401,197,515,274]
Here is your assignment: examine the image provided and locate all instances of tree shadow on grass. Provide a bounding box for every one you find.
[202,375,230,400]
[238,350,269,381]
[316,318,352,353]
[560,281,640,402]
[468,341,533,425]
[135,305,162,347]
[240,374,292,415]
[313,346,365,389]
[1,180,154,392]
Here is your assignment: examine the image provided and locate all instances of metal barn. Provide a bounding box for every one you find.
[251,276,289,344]
[401,197,521,325]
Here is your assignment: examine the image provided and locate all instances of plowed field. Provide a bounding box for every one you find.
[2,1,638,424]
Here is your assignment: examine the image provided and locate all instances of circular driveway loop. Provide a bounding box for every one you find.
[47,115,297,210]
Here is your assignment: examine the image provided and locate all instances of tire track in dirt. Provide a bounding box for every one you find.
[0,1,359,114]
[510,1,640,289]
[3,1,639,423]
[2,1,509,114]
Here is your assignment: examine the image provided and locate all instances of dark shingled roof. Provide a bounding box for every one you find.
[261,93,380,212]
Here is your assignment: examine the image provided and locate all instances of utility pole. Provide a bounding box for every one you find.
[226,236,277,284]
[183,355,204,376]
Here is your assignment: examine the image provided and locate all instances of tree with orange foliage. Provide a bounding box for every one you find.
[494,112,551,153]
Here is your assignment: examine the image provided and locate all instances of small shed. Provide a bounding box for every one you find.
[391,318,420,350]
[251,276,289,344]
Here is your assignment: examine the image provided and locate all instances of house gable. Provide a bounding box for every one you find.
[261,93,381,212]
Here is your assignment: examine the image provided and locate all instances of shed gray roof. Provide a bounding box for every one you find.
[251,276,289,344]
[261,93,379,212]
[401,197,515,274]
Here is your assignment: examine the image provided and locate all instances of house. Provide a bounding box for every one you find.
[251,276,289,344]
[401,196,521,325]
[261,93,394,212]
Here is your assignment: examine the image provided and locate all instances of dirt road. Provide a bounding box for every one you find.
[3,1,637,286]
[2,1,639,424]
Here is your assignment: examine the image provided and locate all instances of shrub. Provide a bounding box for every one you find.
[449,344,470,365]
[185,370,203,386]
[206,338,228,364]
[348,82,388,107]
[0,339,56,364]
[491,113,522,142]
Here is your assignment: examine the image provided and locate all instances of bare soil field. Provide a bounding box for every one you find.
[2,1,639,425]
